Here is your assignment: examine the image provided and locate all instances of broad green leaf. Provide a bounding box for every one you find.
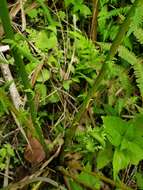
[97,143,113,169]
[37,69,50,82]
[36,31,57,50]
[35,83,47,105]
[78,163,101,189]
[78,4,91,17]
[26,62,39,74]
[123,123,134,141]
[63,80,72,91]
[47,33,57,49]
[72,77,80,83]
[64,0,83,7]
[113,149,129,179]
[125,142,143,165]
[27,9,38,19]
[36,31,49,50]
[136,172,143,189]
[78,171,101,190]
[47,25,57,34]
[134,136,143,149]
[131,114,143,136]
[78,73,94,85]
[64,0,74,7]
[69,180,83,190]
[103,116,127,146]
[48,92,60,103]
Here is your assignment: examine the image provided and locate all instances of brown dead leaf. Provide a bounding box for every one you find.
[24,137,46,165]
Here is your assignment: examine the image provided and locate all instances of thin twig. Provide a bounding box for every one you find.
[20,0,26,31]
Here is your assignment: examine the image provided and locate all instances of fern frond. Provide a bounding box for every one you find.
[104,6,130,19]
[134,59,143,97]
[132,4,143,28]
[118,67,133,96]
[108,62,133,97]
[133,27,143,44]
[118,46,143,97]
[129,3,143,34]
[118,46,138,65]
[97,42,111,51]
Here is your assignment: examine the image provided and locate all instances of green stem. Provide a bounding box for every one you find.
[0,0,48,154]
[61,0,141,160]
[58,167,98,190]
[58,167,133,190]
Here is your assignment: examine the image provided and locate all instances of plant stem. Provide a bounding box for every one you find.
[58,167,133,190]
[58,167,98,190]
[0,0,48,154]
[90,0,99,42]
[61,0,142,160]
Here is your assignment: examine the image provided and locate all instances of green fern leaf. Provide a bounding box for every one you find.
[118,46,143,97]
[118,46,138,65]
[133,27,143,44]
[128,3,143,34]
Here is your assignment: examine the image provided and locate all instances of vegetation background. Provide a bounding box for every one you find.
[0,0,143,189]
